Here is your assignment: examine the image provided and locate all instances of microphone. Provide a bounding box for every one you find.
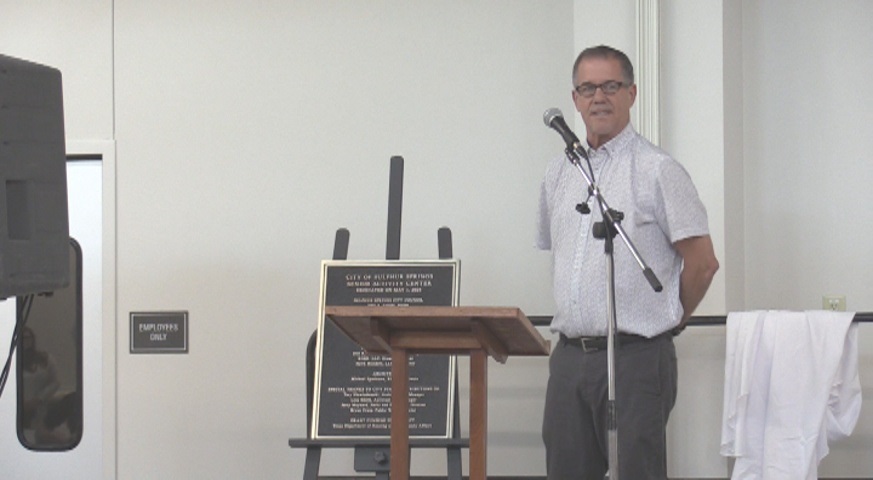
[542,108,582,150]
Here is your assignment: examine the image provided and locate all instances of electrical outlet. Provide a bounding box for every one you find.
[822,295,847,311]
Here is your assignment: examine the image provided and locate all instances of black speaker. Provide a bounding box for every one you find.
[0,54,70,299]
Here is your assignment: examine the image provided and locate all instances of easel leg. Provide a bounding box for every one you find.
[303,446,321,480]
[469,349,488,480]
[390,347,410,480]
[447,446,462,480]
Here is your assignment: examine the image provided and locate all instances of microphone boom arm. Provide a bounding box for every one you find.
[564,146,663,293]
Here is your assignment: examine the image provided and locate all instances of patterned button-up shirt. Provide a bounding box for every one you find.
[536,123,710,338]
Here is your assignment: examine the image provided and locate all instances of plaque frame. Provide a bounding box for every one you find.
[311,259,460,440]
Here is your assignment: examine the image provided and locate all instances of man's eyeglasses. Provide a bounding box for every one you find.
[574,80,627,98]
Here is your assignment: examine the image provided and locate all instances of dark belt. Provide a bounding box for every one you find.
[560,331,669,353]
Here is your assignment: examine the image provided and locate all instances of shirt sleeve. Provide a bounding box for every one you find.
[536,178,552,250]
[655,158,710,243]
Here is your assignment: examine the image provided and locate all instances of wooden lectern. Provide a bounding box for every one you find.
[325,305,550,480]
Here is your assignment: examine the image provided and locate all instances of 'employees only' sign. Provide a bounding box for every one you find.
[130,311,188,354]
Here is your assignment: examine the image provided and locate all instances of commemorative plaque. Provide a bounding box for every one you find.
[311,259,460,439]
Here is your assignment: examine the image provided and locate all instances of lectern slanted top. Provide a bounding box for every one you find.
[325,305,549,362]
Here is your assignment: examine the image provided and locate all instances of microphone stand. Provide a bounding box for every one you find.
[562,144,663,480]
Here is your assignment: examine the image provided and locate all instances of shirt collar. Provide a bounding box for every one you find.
[586,122,636,158]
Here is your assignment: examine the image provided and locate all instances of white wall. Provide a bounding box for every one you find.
[3,0,873,478]
[743,1,873,312]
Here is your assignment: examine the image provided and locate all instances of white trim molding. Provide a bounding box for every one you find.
[636,0,660,145]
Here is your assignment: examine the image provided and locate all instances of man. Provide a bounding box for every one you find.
[537,45,719,479]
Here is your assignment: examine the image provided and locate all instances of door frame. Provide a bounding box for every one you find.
[67,140,117,480]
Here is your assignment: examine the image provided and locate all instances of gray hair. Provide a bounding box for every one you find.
[572,45,635,85]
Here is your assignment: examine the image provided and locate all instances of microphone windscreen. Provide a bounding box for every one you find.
[542,108,563,128]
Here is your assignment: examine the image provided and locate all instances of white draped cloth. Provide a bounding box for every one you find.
[721,310,861,480]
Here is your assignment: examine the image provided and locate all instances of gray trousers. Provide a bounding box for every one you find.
[542,333,677,479]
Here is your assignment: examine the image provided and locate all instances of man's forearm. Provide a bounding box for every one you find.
[679,263,716,323]
[674,235,720,324]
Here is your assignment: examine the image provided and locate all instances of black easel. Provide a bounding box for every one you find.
[289,156,467,479]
